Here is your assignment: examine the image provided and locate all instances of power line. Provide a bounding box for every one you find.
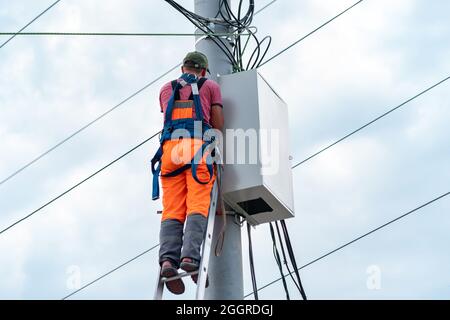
[0,63,180,188]
[244,191,450,298]
[0,0,279,237]
[254,0,278,15]
[0,0,62,49]
[0,0,363,188]
[4,0,447,299]
[0,0,274,188]
[62,243,160,300]
[0,131,160,236]
[259,0,365,68]
[292,76,450,169]
[0,32,245,37]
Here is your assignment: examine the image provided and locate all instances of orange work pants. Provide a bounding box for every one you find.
[160,138,215,223]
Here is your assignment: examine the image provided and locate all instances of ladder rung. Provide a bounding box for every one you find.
[161,270,199,283]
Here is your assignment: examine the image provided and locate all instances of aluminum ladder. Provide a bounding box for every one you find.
[153,175,219,300]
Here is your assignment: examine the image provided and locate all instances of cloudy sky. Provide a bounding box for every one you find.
[0,0,449,300]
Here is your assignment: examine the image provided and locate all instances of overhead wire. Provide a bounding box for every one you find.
[1,0,446,267]
[292,75,450,169]
[254,0,278,15]
[0,32,246,37]
[0,0,274,187]
[3,0,447,300]
[0,63,180,187]
[244,191,450,298]
[258,0,365,67]
[259,75,450,301]
[0,0,277,236]
[1,0,365,190]
[0,0,62,49]
[61,243,160,300]
[1,0,446,255]
[0,131,161,236]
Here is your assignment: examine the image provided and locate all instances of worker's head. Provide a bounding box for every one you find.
[182,51,208,77]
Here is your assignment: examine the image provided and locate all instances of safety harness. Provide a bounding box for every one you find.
[151,73,215,200]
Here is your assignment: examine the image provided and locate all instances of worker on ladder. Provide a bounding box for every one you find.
[151,51,224,295]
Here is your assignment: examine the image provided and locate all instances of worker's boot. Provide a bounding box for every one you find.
[159,218,185,294]
[180,213,209,287]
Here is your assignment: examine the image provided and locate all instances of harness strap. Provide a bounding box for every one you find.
[151,140,215,200]
[171,78,208,101]
[151,146,163,200]
[191,141,214,185]
[151,74,212,200]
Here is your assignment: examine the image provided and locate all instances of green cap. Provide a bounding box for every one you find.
[183,51,208,70]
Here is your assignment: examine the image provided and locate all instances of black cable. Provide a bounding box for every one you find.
[292,75,450,169]
[258,0,365,68]
[0,63,180,188]
[223,1,260,70]
[31,1,450,297]
[269,222,290,300]
[247,35,272,70]
[169,5,233,63]
[0,131,161,236]
[62,243,160,300]
[274,221,302,292]
[247,222,259,300]
[233,0,245,70]
[165,0,238,67]
[0,32,240,37]
[209,0,254,71]
[255,36,272,68]
[0,0,275,188]
[280,220,307,300]
[245,191,450,298]
[2,0,359,190]
[0,0,61,49]
[220,0,262,71]
[220,0,254,28]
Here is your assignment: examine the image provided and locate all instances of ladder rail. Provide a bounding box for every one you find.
[153,172,220,300]
[195,178,219,300]
[154,266,164,300]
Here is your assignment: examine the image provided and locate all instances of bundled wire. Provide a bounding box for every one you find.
[164,0,271,72]
[165,0,238,68]
[218,0,271,70]
[274,221,303,293]
[269,222,290,300]
[280,220,307,300]
[269,221,307,300]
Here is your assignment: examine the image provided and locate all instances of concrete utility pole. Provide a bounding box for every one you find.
[194,0,244,300]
